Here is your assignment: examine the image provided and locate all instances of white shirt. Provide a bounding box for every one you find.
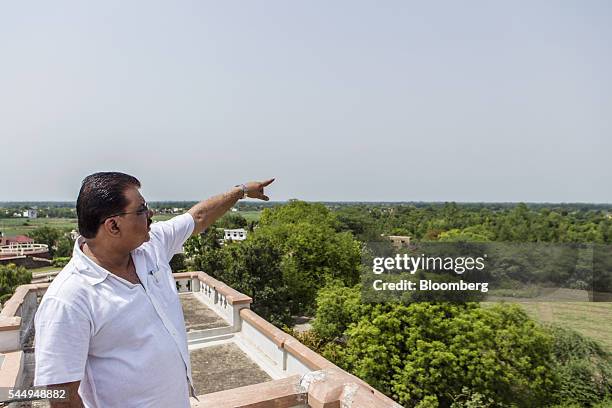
[34,213,196,408]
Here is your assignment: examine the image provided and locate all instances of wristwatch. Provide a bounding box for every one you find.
[235,184,248,199]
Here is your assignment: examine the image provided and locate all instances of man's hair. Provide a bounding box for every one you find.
[77,172,141,238]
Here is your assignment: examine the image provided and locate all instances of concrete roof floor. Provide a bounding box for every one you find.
[180,293,229,331]
[180,293,273,395]
[190,343,272,395]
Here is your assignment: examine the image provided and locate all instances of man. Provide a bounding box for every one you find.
[34,172,274,407]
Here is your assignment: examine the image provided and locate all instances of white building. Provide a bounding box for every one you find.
[223,228,247,242]
[22,209,37,219]
[385,235,411,249]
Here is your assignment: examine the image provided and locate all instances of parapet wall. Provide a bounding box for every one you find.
[0,283,49,392]
[0,283,49,353]
[173,271,252,330]
[177,272,400,407]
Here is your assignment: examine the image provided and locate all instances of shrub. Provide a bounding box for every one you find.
[312,283,368,341]
[52,257,71,268]
[0,264,32,304]
[549,325,612,406]
[169,253,186,272]
[314,285,558,407]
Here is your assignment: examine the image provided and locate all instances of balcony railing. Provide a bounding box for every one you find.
[0,243,49,256]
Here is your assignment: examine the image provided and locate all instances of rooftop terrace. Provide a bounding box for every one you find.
[0,272,401,407]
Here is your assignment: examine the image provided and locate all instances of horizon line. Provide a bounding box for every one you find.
[1,200,611,206]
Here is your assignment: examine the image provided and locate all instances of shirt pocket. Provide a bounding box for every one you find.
[148,264,180,309]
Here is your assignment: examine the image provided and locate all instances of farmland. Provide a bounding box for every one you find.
[520,301,612,352]
[0,210,261,237]
[0,218,77,236]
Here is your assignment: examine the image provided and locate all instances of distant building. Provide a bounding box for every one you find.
[223,228,247,242]
[0,235,34,246]
[0,236,49,264]
[386,235,411,249]
[70,229,79,240]
[22,209,38,219]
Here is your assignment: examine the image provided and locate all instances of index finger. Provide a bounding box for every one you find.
[261,178,275,187]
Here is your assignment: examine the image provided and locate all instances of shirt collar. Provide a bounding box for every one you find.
[73,236,109,286]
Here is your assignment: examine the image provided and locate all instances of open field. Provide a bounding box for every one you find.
[486,288,612,352]
[1,210,262,237]
[0,218,77,236]
[153,211,261,222]
[519,301,612,352]
[153,210,261,223]
[152,214,175,222]
[30,266,62,274]
[238,211,261,222]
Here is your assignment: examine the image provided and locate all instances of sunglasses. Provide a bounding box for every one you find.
[101,203,151,223]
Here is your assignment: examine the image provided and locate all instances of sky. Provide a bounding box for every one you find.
[0,1,610,202]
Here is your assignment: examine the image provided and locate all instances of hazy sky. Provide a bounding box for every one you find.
[1,1,610,202]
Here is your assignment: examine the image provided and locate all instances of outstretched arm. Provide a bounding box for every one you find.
[188,179,274,235]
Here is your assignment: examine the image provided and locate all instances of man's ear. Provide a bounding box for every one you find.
[102,218,121,237]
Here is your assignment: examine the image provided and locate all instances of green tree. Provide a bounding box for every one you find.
[256,219,361,315]
[184,228,224,274]
[259,200,340,230]
[312,283,367,341]
[186,201,362,318]
[549,326,612,406]
[314,285,559,407]
[169,253,187,272]
[438,225,493,242]
[27,226,62,256]
[0,264,32,303]
[55,235,75,258]
[221,235,292,326]
[217,213,248,229]
[336,206,380,241]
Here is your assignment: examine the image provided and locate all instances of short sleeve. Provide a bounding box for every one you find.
[149,213,195,259]
[34,297,91,386]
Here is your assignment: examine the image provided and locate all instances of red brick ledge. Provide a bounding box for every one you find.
[192,368,401,408]
[173,272,253,305]
[193,375,303,408]
[239,309,290,348]
[305,368,402,408]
